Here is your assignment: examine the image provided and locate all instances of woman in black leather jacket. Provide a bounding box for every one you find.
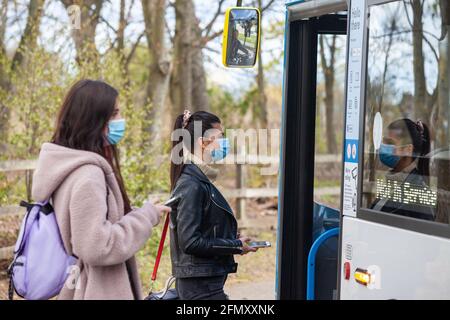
[169,110,257,300]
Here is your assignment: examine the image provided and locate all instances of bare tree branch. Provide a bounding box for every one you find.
[261,0,276,12]
[201,0,225,38]
[202,45,221,54]
[125,30,145,68]
[164,15,174,43]
[125,0,135,24]
[201,30,223,45]
[98,13,118,33]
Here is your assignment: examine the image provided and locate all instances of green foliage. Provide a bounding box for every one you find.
[240,86,262,120]
[208,83,265,127]
[1,46,67,158]
[0,44,170,207]
[208,84,245,127]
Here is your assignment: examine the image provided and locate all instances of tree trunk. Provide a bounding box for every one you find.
[191,22,209,112]
[0,0,9,93]
[411,0,428,122]
[319,34,338,154]
[256,0,268,127]
[170,0,212,119]
[0,0,7,55]
[117,0,126,68]
[437,28,449,146]
[170,0,194,119]
[412,0,444,143]
[61,0,103,69]
[437,0,450,146]
[141,0,171,142]
[11,0,45,71]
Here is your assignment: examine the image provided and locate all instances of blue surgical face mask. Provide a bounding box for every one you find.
[210,138,230,162]
[379,143,400,168]
[107,119,126,145]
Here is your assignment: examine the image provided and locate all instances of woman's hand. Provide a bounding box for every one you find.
[154,204,172,224]
[238,236,258,255]
[142,201,171,225]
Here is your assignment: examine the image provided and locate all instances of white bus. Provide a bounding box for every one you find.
[276,0,450,300]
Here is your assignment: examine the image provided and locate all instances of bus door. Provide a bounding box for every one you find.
[339,0,450,299]
[277,0,348,300]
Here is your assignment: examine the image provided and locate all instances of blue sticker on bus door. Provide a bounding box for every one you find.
[344,139,358,163]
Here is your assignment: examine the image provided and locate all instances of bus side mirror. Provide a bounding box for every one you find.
[222,7,260,68]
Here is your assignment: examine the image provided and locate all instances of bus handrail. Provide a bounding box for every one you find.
[306,227,339,300]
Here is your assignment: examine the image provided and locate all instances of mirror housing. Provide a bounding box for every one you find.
[222,7,260,68]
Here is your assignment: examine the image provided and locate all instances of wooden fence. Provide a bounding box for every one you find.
[0,154,341,260]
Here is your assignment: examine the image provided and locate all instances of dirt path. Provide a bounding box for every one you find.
[225,280,275,300]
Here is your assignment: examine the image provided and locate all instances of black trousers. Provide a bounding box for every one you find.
[176,275,229,300]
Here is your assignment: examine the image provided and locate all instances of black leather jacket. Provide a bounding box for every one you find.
[169,164,243,278]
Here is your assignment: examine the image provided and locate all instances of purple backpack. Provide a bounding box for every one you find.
[8,200,77,300]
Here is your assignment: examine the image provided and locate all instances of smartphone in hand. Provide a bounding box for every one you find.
[247,241,271,248]
[164,196,180,207]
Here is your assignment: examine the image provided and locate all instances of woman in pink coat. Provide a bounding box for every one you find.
[32,79,170,299]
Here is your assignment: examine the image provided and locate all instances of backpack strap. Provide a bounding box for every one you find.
[7,259,24,300]
[19,201,53,215]
[8,274,14,300]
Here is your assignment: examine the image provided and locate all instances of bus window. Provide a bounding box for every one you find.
[314,33,346,210]
[361,0,449,223]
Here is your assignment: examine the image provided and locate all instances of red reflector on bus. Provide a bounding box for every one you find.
[344,262,351,280]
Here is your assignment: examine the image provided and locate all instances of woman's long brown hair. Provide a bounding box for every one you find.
[52,79,132,213]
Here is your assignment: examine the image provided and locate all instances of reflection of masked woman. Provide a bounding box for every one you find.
[371,118,434,220]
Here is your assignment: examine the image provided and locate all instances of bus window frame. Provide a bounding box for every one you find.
[355,0,450,239]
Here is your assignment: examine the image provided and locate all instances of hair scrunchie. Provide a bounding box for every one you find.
[182,110,192,129]
[416,119,424,134]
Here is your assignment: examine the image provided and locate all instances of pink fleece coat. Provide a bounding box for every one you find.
[32,143,160,300]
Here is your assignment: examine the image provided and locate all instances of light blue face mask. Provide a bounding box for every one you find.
[107,119,126,145]
[211,138,230,162]
[379,143,400,168]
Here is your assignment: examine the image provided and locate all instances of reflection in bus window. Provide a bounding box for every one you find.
[369,119,435,220]
[225,9,259,66]
[361,1,449,223]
